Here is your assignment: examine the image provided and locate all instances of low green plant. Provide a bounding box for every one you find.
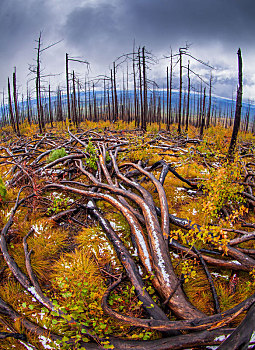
[47,148,67,163]
[0,177,7,202]
[47,196,71,215]
[85,140,98,170]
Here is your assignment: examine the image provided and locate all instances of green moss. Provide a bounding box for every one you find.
[47,148,67,163]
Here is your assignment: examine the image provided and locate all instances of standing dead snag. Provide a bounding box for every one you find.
[36,33,44,133]
[66,53,72,125]
[228,48,243,158]
[7,77,17,135]
[12,68,20,136]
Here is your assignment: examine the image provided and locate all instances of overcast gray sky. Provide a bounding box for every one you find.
[0,0,255,101]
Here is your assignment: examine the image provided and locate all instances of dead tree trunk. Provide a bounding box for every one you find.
[185,62,190,131]
[200,87,206,138]
[142,46,147,131]
[72,71,77,126]
[66,53,72,125]
[7,77,17,134]
[138,48,144,130]
[228,48,243,158]
[12,68,20,136]
[36,34,44,133]
[113,62,118,121]
[110,69,115,123]
[133,47,138,126]
[178,49,183,133]
[206,74,212,128]
[48,84,53,127]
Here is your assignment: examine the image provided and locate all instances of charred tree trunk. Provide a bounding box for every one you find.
[26,85,31,125]
[66,53,72,125]
[228,48,243,158]
[166,66,169,129]
[142,46,147,131]
[178,49,183,133]
[185,62,190,131]
[7,77,17,134]
[48,84,53,127]
[169,51,173,125]
[110,69,115,123]
[12,68,20,136]
[138,48,143,130]
[113,62,118,122]
[206,73,212,128]
[36,34,44,133]
[200,87,206,138]
[72,71,77,126]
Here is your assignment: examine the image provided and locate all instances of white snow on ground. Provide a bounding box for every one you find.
[211,272,229,280]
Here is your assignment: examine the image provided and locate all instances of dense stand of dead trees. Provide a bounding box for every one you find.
[1,43,254,137]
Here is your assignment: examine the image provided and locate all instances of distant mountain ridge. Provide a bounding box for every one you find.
[1,89,254,120]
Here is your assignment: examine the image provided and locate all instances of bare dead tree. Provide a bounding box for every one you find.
[7,77,17,134]
[142,46,147,131]
[48,84,53,127]
[36,33,44,133]
[200,87,206,138]
[228,48,243,158]
[12,68,20,136]
[185,61,191,131]
[113,62,118,121]
[66,53,72,125]
[206,73,212,128]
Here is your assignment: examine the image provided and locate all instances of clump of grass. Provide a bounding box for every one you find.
[47,148,67,163]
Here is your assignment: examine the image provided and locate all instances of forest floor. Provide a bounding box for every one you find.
[0,120,254,349]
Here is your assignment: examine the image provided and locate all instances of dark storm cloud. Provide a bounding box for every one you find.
[59,0,255,99]
[0,0,52,56]
[123,0,255,48]
[0,0,53,91]
[0,0,254,99]
[62,0,255,59]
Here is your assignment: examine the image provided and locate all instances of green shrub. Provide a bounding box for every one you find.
[85,141,98,170]
[0,177,7,202]
[47,148,67,163]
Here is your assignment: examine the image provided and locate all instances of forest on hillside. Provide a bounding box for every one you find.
[0,44,255,349]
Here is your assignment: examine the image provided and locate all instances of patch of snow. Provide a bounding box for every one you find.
[109,221,124,231]
[143,204,171,286]
[214,335,228,342]
[32,223,44,236]
[87,200,95,208]
[250,331,255,343]
[176,187,185,192]
[211,272,229,280]
[138,265,143,275]
[187,189,197,195]
[19,341,36,350]
[38,310,46,320]
[212,162,221,168]
[27,286,45,305]
[39,336,60,349]
[5,208,14,220]
[170,252,180,259]
[232,260,242,265]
